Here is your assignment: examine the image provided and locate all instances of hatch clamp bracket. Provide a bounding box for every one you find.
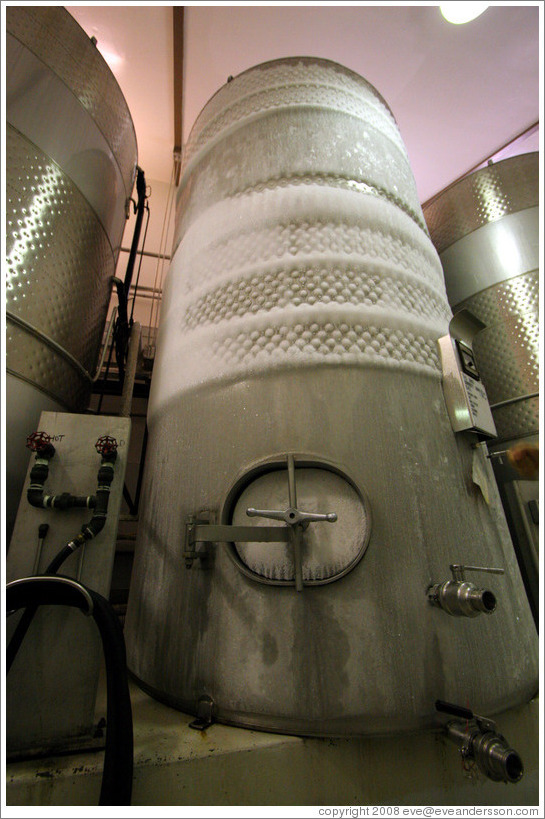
[184,514,292,568]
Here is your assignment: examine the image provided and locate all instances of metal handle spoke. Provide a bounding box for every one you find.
[296,511,337,523]
[246,508,286,522]
[287,453,297,509]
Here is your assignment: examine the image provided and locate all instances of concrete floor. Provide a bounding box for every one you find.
[5,681,540,808]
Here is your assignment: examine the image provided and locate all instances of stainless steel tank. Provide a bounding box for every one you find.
[6,6,137,541]
[423,154,539,444]
[125,58,537,736]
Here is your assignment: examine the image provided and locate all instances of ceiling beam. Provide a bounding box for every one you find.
[173,6,184,184]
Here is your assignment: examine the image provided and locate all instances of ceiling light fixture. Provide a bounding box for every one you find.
[98,47,124,71]
[440,3,489,25]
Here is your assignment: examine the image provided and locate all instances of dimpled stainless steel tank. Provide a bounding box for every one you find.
[125,59,537,736]
[423,154,539,445]
[6,6,137,541]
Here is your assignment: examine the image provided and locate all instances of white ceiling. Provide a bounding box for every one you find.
[66,3,541,203]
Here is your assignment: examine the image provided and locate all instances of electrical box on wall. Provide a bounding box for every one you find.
[438,310,497,437]
[6,411,130,756]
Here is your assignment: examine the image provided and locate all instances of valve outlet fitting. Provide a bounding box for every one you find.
[428,564,503,617]
[446,719,523,783]
[428,580,496,617]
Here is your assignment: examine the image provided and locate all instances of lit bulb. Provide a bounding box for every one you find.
[99,48,124,70]
[440,3,488,24]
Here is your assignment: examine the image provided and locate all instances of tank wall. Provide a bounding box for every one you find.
[128,368,537,735]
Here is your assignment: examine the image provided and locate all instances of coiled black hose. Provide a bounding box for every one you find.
[7,541,77,674]
[8,451,118,673]
[6,576,133,806]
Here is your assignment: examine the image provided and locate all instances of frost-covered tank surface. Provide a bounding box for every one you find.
[125,58,537,736]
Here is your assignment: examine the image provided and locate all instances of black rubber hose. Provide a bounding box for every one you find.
[123,168,147,304]
[6,577,133,806]
[45,545,76,574]
[7,605,37,674]
[90,590,133,805]
[7,542,81,673]
[9,454,117,671]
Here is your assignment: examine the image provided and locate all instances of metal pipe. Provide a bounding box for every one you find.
[95,307,118,382]
[32,523,49,575]
[120,322,141,418]
[129,284,163,295]
[121,248,171,262]
[489,392,539,410]
[128,291,162,301]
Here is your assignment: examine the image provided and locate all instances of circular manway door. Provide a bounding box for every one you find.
[230,464,371,586]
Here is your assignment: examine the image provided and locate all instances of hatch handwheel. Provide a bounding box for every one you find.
[184,454,338,591]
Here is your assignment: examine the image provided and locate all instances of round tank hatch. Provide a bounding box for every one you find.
[226,457,371,586]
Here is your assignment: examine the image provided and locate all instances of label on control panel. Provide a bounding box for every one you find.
[462,372,496,435]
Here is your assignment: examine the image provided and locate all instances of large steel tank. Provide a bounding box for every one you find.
[6,6,137,541]
[125,58,537,736]
[423,154,539,444]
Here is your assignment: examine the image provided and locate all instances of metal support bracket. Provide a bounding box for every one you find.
[191,524,291,544]
[188,695,215,731]
[183,510,291,569]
